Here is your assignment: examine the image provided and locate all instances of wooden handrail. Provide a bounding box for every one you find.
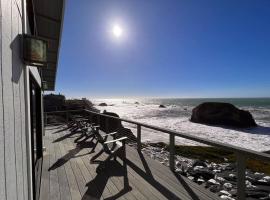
[45,109,270,161]
[83,110,270,160]
[45,109,270,200]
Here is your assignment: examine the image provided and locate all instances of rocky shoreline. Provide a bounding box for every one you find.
[139,143,270,200]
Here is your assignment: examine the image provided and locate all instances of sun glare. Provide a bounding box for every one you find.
[112,24,123,38]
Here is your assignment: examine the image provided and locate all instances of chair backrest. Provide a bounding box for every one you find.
[95,129,119,154]
[91,112,123,133]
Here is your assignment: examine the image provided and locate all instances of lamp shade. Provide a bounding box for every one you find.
[23,34,48,67]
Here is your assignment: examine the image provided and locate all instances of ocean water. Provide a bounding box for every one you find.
[93,98,270,152]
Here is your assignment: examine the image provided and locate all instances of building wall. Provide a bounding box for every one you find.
[0,0,41,199]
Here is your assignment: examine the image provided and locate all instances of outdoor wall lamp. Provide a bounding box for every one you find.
[22,34,48,67]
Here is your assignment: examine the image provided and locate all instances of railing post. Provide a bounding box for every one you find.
[44,113,47,126]
[118,118,121,131]
[237,153,246,200]
[66,112,69,123]
[137,124,141,151]
[89,113,92,123]
[97,114,100,127]
[169,134,175,171]
[105,117,109,133]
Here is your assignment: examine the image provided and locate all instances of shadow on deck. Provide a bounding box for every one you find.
[40,124,220,200]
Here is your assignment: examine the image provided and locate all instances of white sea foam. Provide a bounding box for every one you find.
[93,99,270,152]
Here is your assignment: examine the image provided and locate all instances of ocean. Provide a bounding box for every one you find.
[93,98,270,152]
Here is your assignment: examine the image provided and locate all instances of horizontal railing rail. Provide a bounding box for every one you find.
[44,109,270,200]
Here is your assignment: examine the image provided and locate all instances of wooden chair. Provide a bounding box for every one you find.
[90,125,128,172]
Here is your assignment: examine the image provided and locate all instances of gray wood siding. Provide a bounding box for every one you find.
[0,0,6,199]
[0,0,31,199]
[18,2,28,198]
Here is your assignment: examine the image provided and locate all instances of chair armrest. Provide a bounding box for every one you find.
[87,123,96,126]
[101,132,118,138]
[104,137,128,144]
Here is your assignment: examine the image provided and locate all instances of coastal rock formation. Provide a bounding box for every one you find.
[159,104,166,108]
[44,93,65,112]
[98,103,107,106]
[190,102,257,128]
[65,98,94,110]
[141,144,270,199]
[188,167,215,180]
[43,94,96,112]
[43,95,98,124]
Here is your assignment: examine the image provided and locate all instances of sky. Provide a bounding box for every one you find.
[56,0,270,98]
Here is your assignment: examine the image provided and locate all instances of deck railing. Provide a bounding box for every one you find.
[44,109,270,200]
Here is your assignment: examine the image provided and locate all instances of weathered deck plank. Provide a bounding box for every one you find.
[39,135,50,200]
[40,125,220,200]
[60,130,147,200]
[56,130,101,200]
[125,147,212,200]
[60,132,107,199]
[49,131,61,200]
[59,130,133,200]
[58,139,82,200]
[55,143,72,200]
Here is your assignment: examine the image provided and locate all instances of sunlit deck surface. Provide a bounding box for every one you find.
[40,124,220,200]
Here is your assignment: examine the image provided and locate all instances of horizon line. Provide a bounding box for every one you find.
[56,95,270,100]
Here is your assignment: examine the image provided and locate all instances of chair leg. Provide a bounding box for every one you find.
[121,140,126,165]
[90,138,99,153]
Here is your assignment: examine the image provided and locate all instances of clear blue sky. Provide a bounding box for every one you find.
[56,0,270,98]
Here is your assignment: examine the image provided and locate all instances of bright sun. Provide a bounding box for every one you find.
[112,24,123,38]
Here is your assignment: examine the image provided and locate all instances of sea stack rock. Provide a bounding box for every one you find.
[159,104,166,108]
[98,103,107,106]
[190,102,257,128]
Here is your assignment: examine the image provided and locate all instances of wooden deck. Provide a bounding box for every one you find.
[40,124,220,200]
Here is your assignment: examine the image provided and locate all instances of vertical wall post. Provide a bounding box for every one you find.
[169,134,175,171]
[237,153,246,200]
[137,124,141,151]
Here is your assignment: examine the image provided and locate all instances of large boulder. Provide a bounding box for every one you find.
[190,102,257,128]
[98,103,107,106]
